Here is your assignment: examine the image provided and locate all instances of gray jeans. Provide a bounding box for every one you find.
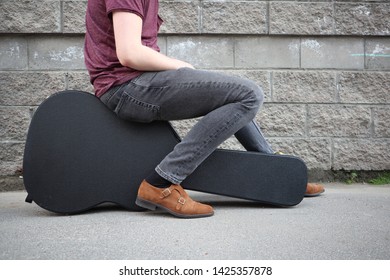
[100,68,274,184]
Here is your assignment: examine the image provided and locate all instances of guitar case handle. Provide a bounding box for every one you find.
[25,194,33,203]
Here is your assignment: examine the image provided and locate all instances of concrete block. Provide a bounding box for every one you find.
[63,0,87,33]
[0,36,28,70]
[29,36,85,70]
[0,107,31,141]
[167,36,234,69]
[0,176,25,191]
[366,38,390,70]
[256,104,306,137]
[270,2,333,35]
[301,38,364,69]
[338,72,390,104]
[0,72,66,106]
[218,136,244,151]
[269,138,332,170]
[0,0,61,33]
[235,37,300,68]
[333,139,390,170]
[157,36,167,55]
[273,71,336,103]
[308,105,371,137]
[66,72,94,93]
[202,1,267,34]
[0,142,24,176]
[374,107,390,138]
[159,1,199,33]
[335,3,390,36]
[214,70,271,101]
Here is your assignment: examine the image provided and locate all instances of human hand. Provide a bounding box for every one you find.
[174,59,195,69]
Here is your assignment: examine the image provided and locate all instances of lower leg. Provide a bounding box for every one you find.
[157,93,262,184]
[234,120,274,154]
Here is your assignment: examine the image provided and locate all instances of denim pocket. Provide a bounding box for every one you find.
[114,92,160,123]
[100,84,124,111]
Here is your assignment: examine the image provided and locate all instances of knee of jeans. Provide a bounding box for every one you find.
[253,85,264,107]
[241,81,264,112]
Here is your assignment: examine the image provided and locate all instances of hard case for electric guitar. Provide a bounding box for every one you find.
[23,90,307,214]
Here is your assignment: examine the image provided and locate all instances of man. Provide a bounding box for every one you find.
[84,0,324,218]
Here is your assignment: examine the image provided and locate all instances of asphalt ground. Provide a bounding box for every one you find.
[1,183,389,260]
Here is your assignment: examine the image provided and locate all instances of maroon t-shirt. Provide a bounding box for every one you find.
[84,0,163,97]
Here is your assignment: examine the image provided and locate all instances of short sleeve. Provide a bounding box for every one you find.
[105,0,145,19]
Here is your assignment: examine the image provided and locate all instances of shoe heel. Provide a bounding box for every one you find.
[135,198,157,211]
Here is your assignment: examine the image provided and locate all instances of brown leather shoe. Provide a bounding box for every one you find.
[135,180,214,218]
[305,183,325,197]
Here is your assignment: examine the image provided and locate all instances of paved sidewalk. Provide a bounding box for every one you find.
[0,183,389,260]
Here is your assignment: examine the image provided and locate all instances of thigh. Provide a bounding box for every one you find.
[101,68,260,122]
[135,68,261,120]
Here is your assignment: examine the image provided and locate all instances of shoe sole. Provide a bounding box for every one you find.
[304,190,325,197]
[135,197,214,219]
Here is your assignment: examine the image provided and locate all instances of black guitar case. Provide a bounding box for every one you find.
[23,90,307,214]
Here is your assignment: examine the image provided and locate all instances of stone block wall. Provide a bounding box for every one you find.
[1,0,389,188]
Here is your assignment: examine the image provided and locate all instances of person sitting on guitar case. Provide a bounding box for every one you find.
[84,0,324,218]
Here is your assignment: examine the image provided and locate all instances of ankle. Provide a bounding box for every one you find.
[145,170,172,188]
